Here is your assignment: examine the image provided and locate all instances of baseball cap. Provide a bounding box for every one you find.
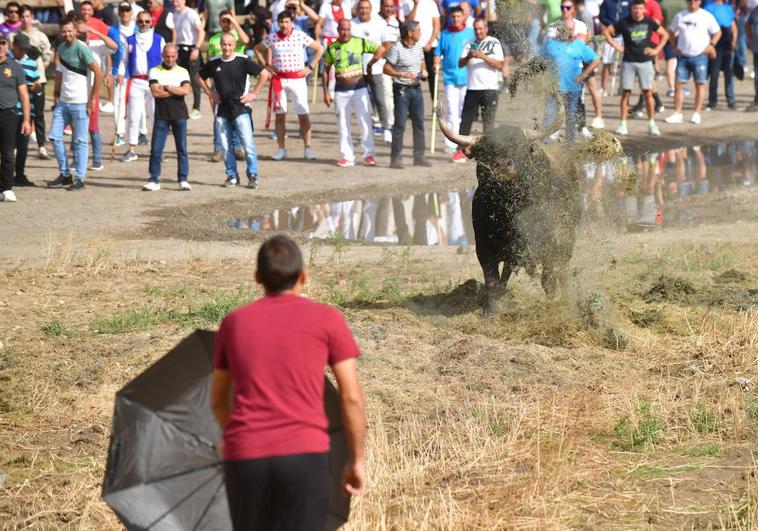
[118,2,132,11]
[13,33,31,50]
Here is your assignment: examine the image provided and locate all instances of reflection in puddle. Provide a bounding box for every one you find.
[227,140,756,245]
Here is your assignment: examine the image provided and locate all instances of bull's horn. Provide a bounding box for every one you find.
[436,106,480,147]
[523,93,566,141]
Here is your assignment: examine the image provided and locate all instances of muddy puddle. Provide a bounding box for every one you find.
[224,140,756,246]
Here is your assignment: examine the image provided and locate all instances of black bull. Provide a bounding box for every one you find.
[438,109,584,315]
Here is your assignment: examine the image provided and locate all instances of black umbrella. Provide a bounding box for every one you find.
[102,329,350,530]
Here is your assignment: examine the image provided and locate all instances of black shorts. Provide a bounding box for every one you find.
[224,452,330,531]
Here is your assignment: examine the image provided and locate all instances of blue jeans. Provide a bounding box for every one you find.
[676,54,709,84]
[391,84,425,160]
[90,131,102,167]
[50,101,89,179]
[708,47,735,106]
[149,118,188,183]
[212,105,241,152]
[736,14,748,68]
[216,112,258,178]
[544,92,580,140]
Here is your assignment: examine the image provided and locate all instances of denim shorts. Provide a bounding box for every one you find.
[676,54,709,84]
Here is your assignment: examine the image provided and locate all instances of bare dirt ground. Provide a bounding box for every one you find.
[0,73,757,529]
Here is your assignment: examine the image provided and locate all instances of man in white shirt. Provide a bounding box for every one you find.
[664,0,721,125]
[404,0,440,94]
[378,0,400,134]
[352,0,391,142]
[170,0,204,118]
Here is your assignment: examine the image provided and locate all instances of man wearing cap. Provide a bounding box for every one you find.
[107,1,136,147]
[0,34,31,203]
[47,15,103,192]
[9,33,40,188]
[121,9,165,162]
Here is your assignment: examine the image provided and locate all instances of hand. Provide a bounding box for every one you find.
[30,81,42,93]
[705,44,716,59]
[471,50,485,59]
[20,120,31,136]
[643,47,656,57]
[190,48,199,61]
[265,64,279,76]
[105,74,113,88]
[296,65,312,77]
[420,70,428,81]
[240,92,258,104]
[208,90,221,106]
[323,92,332,107]
[423,43,432,53]
[77,21,90,34]
[614,44,624,54]
[221,13,234,23]
[673,46,682,58]
[216,438,224,459]
[574,75,584,84]
[341,461,366,496]
[86,98,94,116]
[117,74,124,85]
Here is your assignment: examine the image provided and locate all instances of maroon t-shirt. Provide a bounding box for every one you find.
[213,294,360,461]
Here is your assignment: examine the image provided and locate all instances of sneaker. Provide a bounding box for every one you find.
[247,176,258,189]
[545,131,561,144]
[727,102,737,110]
[30,131,37,144]
[383,129,392,143]
[363,156,376,166]
[224,176,238,187]
[630,105,644,118]
[690,112,701,125]
[747,102,758,112]
[451,150,467,163]
[64,125,72,136]
[655,103,665,113]
[600,89,608,97]
[189,109,202,120]
[591,116,605,129]
[414,157,432,167]
[580,127,593,140]
[122,151,138,163]
[1,190,17,202]
[615,122,628,135]
[138,133,149,146]
[443,145,457,154]
[209,150,222,162]
[683,87,690,96]
[115,134,125,147]
[90,163,104,171]
[99,100,115,114]
[38,146,50,160]
[666,88,675,98]
[271,148,287,161]
[648,122,661,136]
[67,178,85,191]
[304,147,316,160]
[337,158,355,167]
[373,125,382,136]
[13,175,36,187]
[705,105,714,112]
[390,158,404,169]
[47,174,73,188]
[142,181,161,191]
[234,147,246,161]
[179,181,192,191]
[665,112,684,124]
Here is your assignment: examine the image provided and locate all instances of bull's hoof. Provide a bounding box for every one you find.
[483,301,498,317]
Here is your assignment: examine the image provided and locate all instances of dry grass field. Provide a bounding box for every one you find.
[1,224,756,529]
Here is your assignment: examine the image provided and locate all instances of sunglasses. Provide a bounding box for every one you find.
[560,4,573,10]
[6,9,19,13]
[138,19,152,24]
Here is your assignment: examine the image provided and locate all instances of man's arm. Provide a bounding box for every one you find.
[191,18,205,60]
[365,45,387,72]
[87,59,103,115]
[240,67,270,103]
[322,62,332,105]
[426,15,440,52]
[331,358,366,496]
[731,20,738,50]
[225,13,250,46]
[17,83,31,135]
[301,0,321,24]
[308,38,324,66]
[39,32,54,67]
[603,24,622,51]
[210,368,233,448]
[576,57,601,83]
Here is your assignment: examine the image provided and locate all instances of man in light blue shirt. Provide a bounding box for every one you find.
[434,6,474,155]
[704,0,737,109]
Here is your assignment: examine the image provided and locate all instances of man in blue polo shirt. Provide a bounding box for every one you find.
[705,0,737,109]
[434,6,474,158]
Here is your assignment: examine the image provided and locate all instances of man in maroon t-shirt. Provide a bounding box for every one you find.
[211,235,366,530]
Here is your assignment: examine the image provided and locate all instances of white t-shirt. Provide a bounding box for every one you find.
[670,8,720,57]
[270,0,288,20]
[169,7,202,45]
[399,0,440,47]
[584,0,600,18]
[460,35,503,90]
[351,16,387,74]
[265,28,314,72]
[318,0,353,38]
[382,15,400,43]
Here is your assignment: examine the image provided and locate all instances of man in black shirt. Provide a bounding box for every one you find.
[197,33,270,188]
[0,36,31,203]
[604,0,668,135]
[144,44,192,191]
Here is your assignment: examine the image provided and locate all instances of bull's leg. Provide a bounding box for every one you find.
[541,265,558,299]
[481,260,501,316]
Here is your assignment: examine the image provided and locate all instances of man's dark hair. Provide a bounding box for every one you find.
[449,5,464,15]
[399,20,419,40]
[277,10,293,23]
[80,0,93,7]
[219,8,232,18]
[257,236,303,293]
[631,0,646,6]
[60,12,81,26]
[19,5,34,16]
[5,2,21,13]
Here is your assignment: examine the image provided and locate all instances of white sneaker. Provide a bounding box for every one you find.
[648,122,661,136]
[580,127,593,140]
[544,131,561,144]
[665,112,684,124]
[383,129,392,143]
[615,122,628,135]
[30,131,37,144]
[179,181,192,191]
[690,112,701,124]
[99,100,115,114]
[591,116,605,129]
[1,190,17,202]
[304,147,316,160]
[271,148,287,161]
[189,109,202,120]
[142,181,161,191]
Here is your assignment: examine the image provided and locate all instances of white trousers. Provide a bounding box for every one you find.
[444,84,467,149]
[382,73,394,126]
[335,87,375,162]
[127,78,154,146]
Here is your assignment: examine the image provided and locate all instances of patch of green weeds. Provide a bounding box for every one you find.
[690,401,719,434]
[143,283,189,300]
[327,231,350,264]
[632,463,703,479]
[612,402,661,450]
[192,287,254,325]
[90,309,157,334]
[40,319,69,337]
[679,443,725,457]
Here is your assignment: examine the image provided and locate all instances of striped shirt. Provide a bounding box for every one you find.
[12,53,39,117]
[384,40,424,86]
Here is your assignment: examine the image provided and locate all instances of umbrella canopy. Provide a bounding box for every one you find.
[102,329,350,530]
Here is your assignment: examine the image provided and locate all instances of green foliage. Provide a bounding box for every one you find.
[613,402,661,449]
[690,402,719,434]
[192,287,254,325]
[679,443,725,457]
[40,319,69,337]
[90,310,157,334]
[632,463,702,479]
